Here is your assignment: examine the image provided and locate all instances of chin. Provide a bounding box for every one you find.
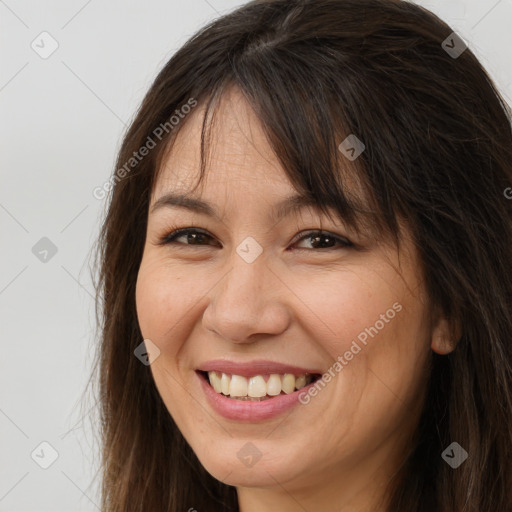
[204,458,287,488]
[192,438,303,488]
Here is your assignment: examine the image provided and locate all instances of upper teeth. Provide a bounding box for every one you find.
[207,371,313,397]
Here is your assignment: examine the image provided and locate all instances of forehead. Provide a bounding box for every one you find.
[156,88,290,192]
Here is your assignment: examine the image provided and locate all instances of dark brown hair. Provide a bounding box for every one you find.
[90,0,512,510]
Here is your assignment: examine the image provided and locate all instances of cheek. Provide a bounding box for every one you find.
[135,257,193,354]
[293,268,429,457]
[135,258,200,425]
[291,266,408,362]
[293,265,430,411]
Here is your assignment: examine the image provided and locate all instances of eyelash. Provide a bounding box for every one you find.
[157,227,353,251]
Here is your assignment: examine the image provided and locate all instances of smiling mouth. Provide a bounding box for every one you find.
[198,370,322,401]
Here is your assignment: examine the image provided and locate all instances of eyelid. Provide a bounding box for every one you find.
[289,229,353,248]
[157,226,215,246]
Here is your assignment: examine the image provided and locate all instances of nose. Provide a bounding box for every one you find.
[202,248,291,343]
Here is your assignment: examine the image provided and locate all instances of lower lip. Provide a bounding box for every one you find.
[196,371,317,422]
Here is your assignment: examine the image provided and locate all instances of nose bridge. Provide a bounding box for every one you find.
[202,239,289,342]
[221,233,270,302]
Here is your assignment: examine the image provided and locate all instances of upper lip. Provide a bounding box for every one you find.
[196,359,323,378]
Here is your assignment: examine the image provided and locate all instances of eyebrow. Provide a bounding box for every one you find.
[150,191,323,222]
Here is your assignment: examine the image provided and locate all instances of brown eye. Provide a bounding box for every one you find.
[159,228,220,247]
[291,230,353,251]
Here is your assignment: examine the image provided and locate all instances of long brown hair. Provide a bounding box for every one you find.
[90,0,512,510]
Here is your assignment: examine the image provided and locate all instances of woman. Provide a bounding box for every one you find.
[91,0,512,510]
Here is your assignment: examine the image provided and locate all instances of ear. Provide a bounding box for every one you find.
[430,314,462,355]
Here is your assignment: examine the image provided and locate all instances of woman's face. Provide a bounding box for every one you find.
[135,88,449,507]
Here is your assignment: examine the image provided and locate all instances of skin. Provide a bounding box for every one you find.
[135,86,457,512]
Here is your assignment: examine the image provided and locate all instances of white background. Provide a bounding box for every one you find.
[1,0,511,510]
